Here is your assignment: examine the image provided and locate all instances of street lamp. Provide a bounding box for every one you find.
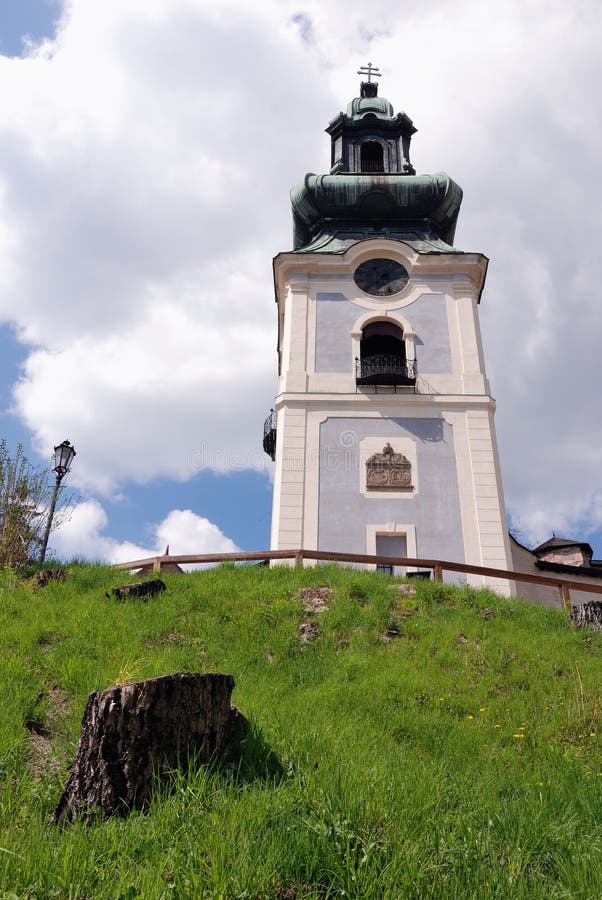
[39,440,76,564]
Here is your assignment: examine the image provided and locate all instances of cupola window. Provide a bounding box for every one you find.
[360,141,384,174]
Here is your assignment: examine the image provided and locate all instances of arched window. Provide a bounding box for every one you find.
[356,321,416,386]
[360,141,384,174]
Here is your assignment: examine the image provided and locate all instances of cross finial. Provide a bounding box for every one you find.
[357,62,381,83]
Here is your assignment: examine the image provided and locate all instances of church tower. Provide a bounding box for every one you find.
[264,67,513,591]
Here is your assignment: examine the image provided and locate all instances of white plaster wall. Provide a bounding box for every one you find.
[271,239,512,594]
[271,405,307,549]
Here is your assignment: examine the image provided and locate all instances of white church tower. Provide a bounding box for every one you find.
[264,67,513,591]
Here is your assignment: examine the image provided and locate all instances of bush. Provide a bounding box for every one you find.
[0,440,72,568]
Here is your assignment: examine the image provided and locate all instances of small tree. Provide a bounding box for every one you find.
[0,440,73,569]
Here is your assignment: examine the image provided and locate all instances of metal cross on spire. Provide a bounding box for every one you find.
[357,62,381,83]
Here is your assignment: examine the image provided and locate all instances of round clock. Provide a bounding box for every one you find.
[353,258,409,297]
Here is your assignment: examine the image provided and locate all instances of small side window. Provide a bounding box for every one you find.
[360,141,384,173]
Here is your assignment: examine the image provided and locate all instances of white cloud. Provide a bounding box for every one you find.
[0,0,601,543]
[49,499,238,564]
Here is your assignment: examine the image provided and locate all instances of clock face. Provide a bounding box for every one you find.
[353,258,409,297]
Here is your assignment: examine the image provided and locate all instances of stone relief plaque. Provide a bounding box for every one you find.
[366,442,413,491]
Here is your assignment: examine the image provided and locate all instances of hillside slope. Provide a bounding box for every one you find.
[1,563,602,898]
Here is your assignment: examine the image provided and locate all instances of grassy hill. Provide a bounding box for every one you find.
[1,563,602,899]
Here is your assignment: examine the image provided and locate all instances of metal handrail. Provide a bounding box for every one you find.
[356,354,417,385]
[263,409,276,460]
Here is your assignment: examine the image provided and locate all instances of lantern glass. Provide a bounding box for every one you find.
[53,440,76,476]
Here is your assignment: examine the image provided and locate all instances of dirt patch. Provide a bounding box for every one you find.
[27,729,58,778]
[456,634,481,651]
[47,687,71,727]
[36,633,67,652]
[27,721,71,780]
[296,586,333,614]
[143,632,204,649]
[26,688,71,778]
[299,620,321,643]
[160,632,187,645]
[389,583,417,596]
[381,627,401,643]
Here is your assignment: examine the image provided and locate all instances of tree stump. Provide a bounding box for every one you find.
[53,672,244,822]
[36,567,67,587]
[571,601,602,630]
[108,578,166,601]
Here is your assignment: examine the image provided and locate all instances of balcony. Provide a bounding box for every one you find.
[356,354,417,387]
[263,410,276,460]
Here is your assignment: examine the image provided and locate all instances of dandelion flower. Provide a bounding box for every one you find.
[494,724,501,729]
[479,707,487,712]
[468,715,474,720]
[512,733,525,739]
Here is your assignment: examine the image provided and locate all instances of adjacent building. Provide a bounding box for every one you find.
[510,534,602,605]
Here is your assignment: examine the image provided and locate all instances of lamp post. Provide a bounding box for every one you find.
[39,440,76,564]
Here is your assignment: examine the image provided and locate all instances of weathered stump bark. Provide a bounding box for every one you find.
[53,673,244,822]
[108,578,166,601]
[571,601,602,630]
[36,567,66,587]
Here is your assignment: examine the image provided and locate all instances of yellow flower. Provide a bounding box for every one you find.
[438,697,444,701]
[468,715,474,720]
[512,733,525,739]
[536,781,544,786]
[494,724,501,729]
[479,707,487,712]
[590,732,596,737]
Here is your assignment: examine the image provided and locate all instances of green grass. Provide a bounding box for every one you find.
[1,562,602,898]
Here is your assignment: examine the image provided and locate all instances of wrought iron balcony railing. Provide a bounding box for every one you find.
[356,354,417,386]
[263,409,276,460]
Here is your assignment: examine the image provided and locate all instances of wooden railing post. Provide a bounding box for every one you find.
[153,558,162,572]
[559,582,571,611]
[433,564,443,582]
[294,550,304,568]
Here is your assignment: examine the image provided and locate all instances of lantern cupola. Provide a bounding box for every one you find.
[327,65,416,176]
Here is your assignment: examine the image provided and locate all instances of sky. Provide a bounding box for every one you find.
[0,0,600,564]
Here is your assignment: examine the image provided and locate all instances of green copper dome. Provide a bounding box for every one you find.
[290,73,462,253]
[346,94,395,120]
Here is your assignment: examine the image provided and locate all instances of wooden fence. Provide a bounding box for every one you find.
[113,548,602,611]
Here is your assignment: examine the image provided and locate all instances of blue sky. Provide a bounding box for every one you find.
[0,0,601,563]
[0,0,45,514]
[0,0,60,56]
[0,2,273,557]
